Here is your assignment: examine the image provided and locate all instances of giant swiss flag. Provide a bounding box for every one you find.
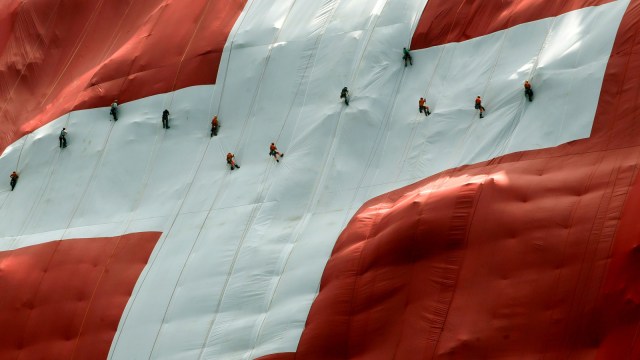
[0,0,639,359]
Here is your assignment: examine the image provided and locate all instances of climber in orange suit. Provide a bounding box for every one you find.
[524,81,534,102]
[211,116,219,137]
[269,143,284,162]
[419,97,431,116]
[475,96,486,118]
[227,152,240,170]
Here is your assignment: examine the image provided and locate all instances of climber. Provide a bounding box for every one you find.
[475,96,486,118]
[269,143,284,162]
[418,97,430,116]
[110,100,118,121]
[9,171,18,191]
[226,152,240,170]
[162,109,170,129]
[59,128,67,148]
[211,116,219,137]
[403,47,413,67]
[340,87,349,106]
[524,81,534,102]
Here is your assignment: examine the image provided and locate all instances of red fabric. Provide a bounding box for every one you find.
[594,169,640,360]
[261,1,640,359]
[411,0,614,49]
[258,354,295,360]
[0,232,160,359]
[0,0,246,155]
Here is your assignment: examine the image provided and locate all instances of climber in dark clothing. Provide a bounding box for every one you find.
[340,87,349,106]
[59,128,67,148]
[403,47,413,67]
[110,100,118,121]
[9,171,18,191]
[162,109,170,129]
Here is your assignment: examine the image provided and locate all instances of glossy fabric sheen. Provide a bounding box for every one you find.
[0,0,245,155]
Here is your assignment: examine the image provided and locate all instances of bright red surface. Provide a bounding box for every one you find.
[0,232,160,360]
[262,0,640,359]
[411,0,614,50]
[0,0,246,155]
